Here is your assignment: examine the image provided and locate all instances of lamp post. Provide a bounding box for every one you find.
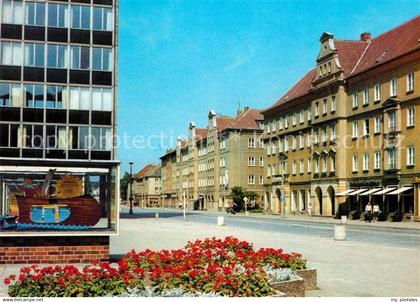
[279,153,288,219]
[129,161,134,215]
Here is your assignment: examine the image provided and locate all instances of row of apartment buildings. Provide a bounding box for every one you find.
[137,16,420,220]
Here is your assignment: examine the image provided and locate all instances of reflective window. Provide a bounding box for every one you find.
[46,126,67,149]
[24,43,45,67]
[92,87,112,111]
[26,1,45,26]
[71,5,90,29]
[0,42,22,65]
[93,7,113,31]
[47,44,68,68]
[48,3,68,28]
[0,83,22,107]
[70,87,90,110]
[92,47,112,71]
[2,0,23,24]
[91,127,111,150]
[70,46,90,70]
[23,125,43,148]
[47,86,68,109]
[24,84,44,108]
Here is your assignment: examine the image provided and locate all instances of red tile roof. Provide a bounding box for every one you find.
[265,69,316,111]
[226,109,263,130]
[351,16,420,75]
[216,116,234,131]
[134,164,154,179]
[334,40,368,75]
[196,128,208,140]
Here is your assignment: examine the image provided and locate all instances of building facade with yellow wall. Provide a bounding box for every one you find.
[262,17,420,220]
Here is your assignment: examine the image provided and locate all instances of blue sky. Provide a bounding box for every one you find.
[118,0,418,173]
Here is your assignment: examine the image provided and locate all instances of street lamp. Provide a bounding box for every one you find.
[129,161,134,215]
[279,153,288,219]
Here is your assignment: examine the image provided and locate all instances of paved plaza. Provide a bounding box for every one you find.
[1,210,419,297]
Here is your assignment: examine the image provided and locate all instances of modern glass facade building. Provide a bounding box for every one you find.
[0,0,119,238]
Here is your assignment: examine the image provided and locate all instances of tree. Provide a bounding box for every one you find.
[120,171,131,201]
[227,186,258,212]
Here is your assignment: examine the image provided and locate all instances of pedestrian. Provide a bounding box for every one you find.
[373,203,380,222]
[365,202,373,223]
[307,203,313,218]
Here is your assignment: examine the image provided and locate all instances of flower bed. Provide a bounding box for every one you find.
[5,237,309,297]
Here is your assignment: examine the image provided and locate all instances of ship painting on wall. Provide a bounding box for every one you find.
[1,170,102,231]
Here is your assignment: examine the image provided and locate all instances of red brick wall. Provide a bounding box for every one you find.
[0,236,109,264]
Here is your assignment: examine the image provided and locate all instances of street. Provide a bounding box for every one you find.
[121,208,420,249]
[113,208,420,297]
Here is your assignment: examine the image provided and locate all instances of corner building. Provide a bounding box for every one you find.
[262,17,420,221]
[0,0,119,263]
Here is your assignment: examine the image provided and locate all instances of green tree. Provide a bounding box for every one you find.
[120,172,131,201]
[227,186,258,212]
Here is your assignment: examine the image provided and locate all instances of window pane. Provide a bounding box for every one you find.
[80,47,90,69]
[24,43,34,66]
[92,48,101,70]
[103,48,111,71]
[0,124,10,147]
[70,87,79,109]
[36,3,45,26]
[24,85,34,107]
[0,83,11,106]
[57,127,66,149]
[35,44,44,66]
[47,86,57,108]
[80,88,90,110]
[57,45,67,68]
[47,45,57,68]
[33,125,43,148]
[103,128,111,150]
[103,89,112,111]
[1,42,12,65]
[71,6,80,28]
[34,85,44,108]
[71,46,80,69]
[10,124,19,147]
[12,43,22,65]
[2,0,13,24]
[92,88,102,110]
[26,2,36,25]
[58,5,68,27]
[105,8,113,30]
[81,6,90,29]
[56,86,66,109]
[48,3,58,27]
[79,127,89,149]
[13,0,23,24]
[91,127,100,149]
[93,7,102,30]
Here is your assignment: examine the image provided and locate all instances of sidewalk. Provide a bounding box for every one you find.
[140,206,420,230]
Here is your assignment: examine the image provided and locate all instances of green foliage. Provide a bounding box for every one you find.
[226,186,258,212]
[120,171,131,201]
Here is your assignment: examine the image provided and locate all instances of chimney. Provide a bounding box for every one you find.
[360,32,371,42]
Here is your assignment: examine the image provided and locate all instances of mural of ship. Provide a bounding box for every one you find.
[14,169,102,228]
[16,195,101,226]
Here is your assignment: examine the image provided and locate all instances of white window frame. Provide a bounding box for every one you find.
[352,155,359,172]
[363,119,369,136]
[374,83,381,102]
[352,121,359,138]
[248,137,255,148]
[407,72,414,92]
[374,116,381,133]
[363,153,369,171]
[248,156,255,167]
[2,0,23,24]
[352,91,359,108]
[26,1,45,26]
[331,96,336,113]
[363,88,369,105]
[299,159,304,174]
[407,146,415,166]
[407,106,415,127]
[374,151,381,170]
[390,77,397,97]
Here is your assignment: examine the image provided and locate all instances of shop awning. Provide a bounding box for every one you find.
[373,187,397,195]
[360,188,383,196]
[388,187,413,195]
[347,189,368,196]
[336,189,356,196]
